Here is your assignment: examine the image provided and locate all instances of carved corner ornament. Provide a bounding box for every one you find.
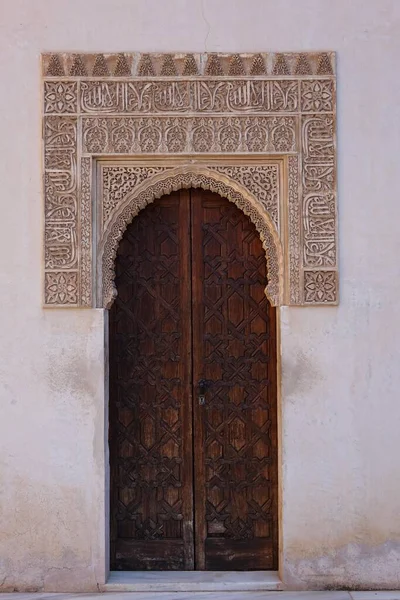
[42,51,338,308]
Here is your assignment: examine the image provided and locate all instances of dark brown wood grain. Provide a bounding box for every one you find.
[109,189,278,571]
[109,190,194,570]
[191,190,278,570]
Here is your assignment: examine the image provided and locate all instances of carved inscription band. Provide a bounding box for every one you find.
[42,52,338,307]
[44,80,334,115]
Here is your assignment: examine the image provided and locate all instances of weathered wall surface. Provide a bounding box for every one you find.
[1,0,400,591]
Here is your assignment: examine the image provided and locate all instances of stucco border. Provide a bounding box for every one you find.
[42,51,338,307]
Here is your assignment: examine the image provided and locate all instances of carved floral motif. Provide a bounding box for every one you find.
[304,270,337,303]
[301,80,334,112]
[44,81,78,113]
[45,272,78,304]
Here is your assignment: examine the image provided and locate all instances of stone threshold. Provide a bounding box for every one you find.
[100,570,283,592]
[2,591,400,599]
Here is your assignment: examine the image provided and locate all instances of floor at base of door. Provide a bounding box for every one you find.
[2,592,400,600]
[102,570,281,592]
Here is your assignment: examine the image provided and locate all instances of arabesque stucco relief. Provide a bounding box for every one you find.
[42,52,338,307]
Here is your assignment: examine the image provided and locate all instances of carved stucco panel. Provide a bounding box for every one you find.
[288,155,301,304]
[42,51,335,79]
[304,270,338,303]
[44,118,78,267]
[42,51,338,307]
[101,166,172,229]
[82,115,298,155]
[80,157,92,306]
[209,165,279,228]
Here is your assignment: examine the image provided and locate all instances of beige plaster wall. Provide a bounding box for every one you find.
[1,0,400,591]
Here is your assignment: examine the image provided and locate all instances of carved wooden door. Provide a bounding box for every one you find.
[109,189,278,571]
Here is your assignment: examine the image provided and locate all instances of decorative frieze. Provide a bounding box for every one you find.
[74,80,303,114]
[42,52,335,78]
[81,116,297,154]
[42,52,338,307]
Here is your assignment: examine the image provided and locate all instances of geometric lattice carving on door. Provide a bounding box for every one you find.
[109,189,279,570]
[109,194,193,569]
[193,192,278,569]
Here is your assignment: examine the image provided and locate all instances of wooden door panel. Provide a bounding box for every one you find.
[205,538,274,571]
[109,190,194,570]
[191,189,278,570]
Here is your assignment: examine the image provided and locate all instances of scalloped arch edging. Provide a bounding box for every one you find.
[98,166,283,309]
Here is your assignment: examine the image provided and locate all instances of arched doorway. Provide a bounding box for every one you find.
[109,188,278,571]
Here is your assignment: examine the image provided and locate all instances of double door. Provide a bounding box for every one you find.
[109,188,278,570]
